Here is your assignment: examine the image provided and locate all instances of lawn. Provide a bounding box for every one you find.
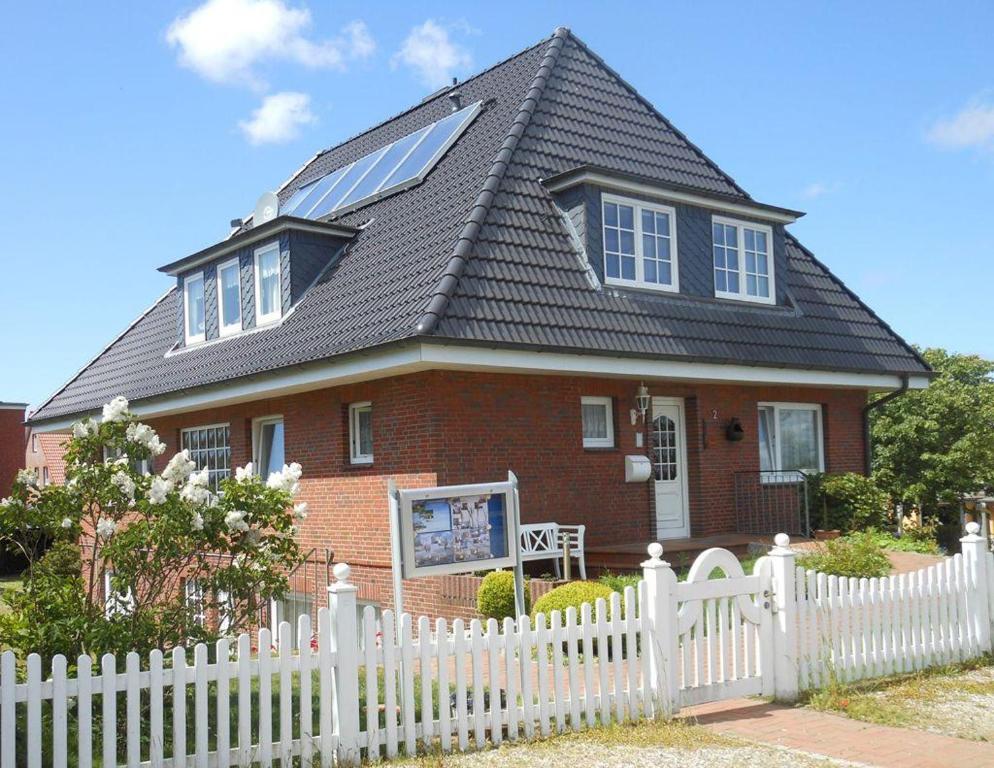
[804,655,994,742]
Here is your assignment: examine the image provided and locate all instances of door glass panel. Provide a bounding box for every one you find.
[651,415,678,481]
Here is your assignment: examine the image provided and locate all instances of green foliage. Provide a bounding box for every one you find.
[476,570,529,620]
[870,348,994,511]
[859,527,942,555]
[598,571,641,593]
[532,581,614,621]
[0,541,88,661]
[797,534,891,578]
[0,396,304,662]
[897,520,943,553]
[809,472,890,532]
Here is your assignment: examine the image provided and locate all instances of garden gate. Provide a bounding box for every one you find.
[672,547,774,705]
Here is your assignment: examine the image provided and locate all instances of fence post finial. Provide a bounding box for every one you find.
[333,562,352,583]
[328,565,361,765]
[642,543,679,718]
[961,522,992,652]
[768,533,798,702]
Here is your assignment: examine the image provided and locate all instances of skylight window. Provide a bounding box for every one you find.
[281,101,481,221]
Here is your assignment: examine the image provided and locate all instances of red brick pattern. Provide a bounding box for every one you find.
[0,408,26,498]
[142,371,868,618]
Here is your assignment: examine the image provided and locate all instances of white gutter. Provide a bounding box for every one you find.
[543,170,801,224]
[29,342,928,432]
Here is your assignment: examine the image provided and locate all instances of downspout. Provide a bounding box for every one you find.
[861,374,910,475]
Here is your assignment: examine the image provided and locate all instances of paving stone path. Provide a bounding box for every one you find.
[685,697,994,768]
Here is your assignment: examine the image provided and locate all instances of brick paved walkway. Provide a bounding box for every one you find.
[683,698,994,768]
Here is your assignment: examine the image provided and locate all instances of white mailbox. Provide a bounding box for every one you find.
[624,454,652,483]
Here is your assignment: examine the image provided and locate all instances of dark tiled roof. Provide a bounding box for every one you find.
[30,28,927,424]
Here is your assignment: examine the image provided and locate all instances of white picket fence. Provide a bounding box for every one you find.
[794,545,994,690]
[2,525,993,767]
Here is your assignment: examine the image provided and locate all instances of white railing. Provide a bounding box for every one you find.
[2,526,993,766]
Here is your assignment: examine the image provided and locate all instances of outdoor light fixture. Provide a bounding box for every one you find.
[635,382,650,423]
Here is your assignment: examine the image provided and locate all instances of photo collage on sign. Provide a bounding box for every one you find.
[412,493,504,568]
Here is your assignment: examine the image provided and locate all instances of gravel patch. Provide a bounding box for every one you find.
[870,665,994,742]
[390,738,852,767]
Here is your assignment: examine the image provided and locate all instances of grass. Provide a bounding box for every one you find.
[0,574,22,616]
[802,654,994,740]
[402,717,740,767]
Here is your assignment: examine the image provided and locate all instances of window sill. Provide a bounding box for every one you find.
[714,290,775,306]
[604,277,679,294]
[582,445,617,452]
[759,471,813,485]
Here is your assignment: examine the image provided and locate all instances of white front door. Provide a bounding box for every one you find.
[651,397,690,539]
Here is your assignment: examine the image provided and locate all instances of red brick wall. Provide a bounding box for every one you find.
[0,408,26,498]
[144,371,869,618]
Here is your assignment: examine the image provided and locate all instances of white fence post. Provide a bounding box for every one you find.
[768,533,799,702]
[328,563,361,766]
[961,522,992,653]
[641,542,679,717]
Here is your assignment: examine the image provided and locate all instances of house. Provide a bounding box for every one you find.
[24,428,68,488]
[26,28,930,618]
[0,402,27,498]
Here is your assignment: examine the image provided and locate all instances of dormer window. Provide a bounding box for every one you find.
[713,216,775,305]
[217,258,242,336]
[602,194,678,292]
[254,244,281,325]
[184,272,206,345]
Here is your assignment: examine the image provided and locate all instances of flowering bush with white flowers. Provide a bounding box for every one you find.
[0,397,304,661]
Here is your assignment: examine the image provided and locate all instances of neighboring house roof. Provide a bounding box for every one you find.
[29,28,928,425]
[37,434,68,485]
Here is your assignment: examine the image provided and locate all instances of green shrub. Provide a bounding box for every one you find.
[798,534,891,578]
[810,472,890,532]
[532,581,614,622]
[859,527,942,555]
[598,571,641,593]
[898,520,943,554]
[476,570,529,621]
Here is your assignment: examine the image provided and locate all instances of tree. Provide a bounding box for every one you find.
[870,348,994,512]
[0,397,306,662]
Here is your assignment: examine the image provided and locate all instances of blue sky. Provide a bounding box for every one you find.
[2,1,992,409]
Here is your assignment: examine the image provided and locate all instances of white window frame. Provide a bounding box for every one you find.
[31,434,38,453]
[581,395,615,449]
[349,402,373,465]
[758,401,824,482]
[712,215,776,305]
[254,243,282,326]
[180,423,231,491]
[183,271,206,345]
[104,571,134,617]
[216,257,242,337]
[601,193,679,293]
[185,579,206,628]
[252,415,285,476]
[42,467,50,486]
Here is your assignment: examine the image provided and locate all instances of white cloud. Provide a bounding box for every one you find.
[801,181,840,200]
[166,0,375,89]
[927,96,994,151]
[239,91,316,144]
[392,20,472,89]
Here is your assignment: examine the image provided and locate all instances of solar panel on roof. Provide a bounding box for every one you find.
[282,101,481,222]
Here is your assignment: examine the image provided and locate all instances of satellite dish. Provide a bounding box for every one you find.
[254,191,279,225]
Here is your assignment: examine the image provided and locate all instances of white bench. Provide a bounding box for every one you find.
[519,523,586,580]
